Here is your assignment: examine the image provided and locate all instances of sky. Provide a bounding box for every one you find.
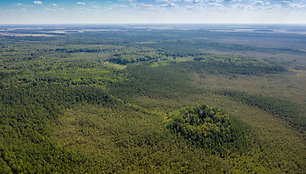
[0,0,306,24]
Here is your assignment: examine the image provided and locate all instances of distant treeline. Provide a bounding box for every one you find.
[169,55,286,75]
[143,39,306,55]
[105,47,287,75]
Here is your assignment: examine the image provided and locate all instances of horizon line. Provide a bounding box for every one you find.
[1,23,306,25]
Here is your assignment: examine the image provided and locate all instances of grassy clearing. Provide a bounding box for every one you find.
[190,72,306,118]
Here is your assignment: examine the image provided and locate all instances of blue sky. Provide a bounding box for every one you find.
[0,0,305,24]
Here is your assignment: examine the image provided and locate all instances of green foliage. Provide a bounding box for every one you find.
[0,27,304,173]
[167,105,250,157]
[218,90,305,131]
[0,85,113,173]
[182,55,286,75]
[105,43,286,75]
[107,47,164,65]
[144,39,306,55]
[110,64,194,99]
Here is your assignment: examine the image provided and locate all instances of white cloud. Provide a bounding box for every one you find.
[77,2,86,5]
[193,0,201,3]
[206,2,224,8]
[286,2,305,8]
[254,1,264,6]
[129,3,155,10]
[92,5,101,9]
[155,0,169,2]
[33,1,43,5]
[290,3,305,8]
[16,3,24,7]
[3,0,306,24]
[155,0,180,2]
[161,2,177,7]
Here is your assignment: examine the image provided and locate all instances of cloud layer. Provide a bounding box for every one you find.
[33,1,43,5]
[1,0,305,24]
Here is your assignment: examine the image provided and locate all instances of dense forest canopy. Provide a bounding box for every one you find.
[0,25,305,173]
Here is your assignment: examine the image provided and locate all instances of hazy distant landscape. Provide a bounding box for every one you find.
[0,24,305,173]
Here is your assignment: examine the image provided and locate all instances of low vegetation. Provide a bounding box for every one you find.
[217,90,305,131]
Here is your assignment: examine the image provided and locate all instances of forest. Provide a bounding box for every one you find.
[0,25,305,173]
